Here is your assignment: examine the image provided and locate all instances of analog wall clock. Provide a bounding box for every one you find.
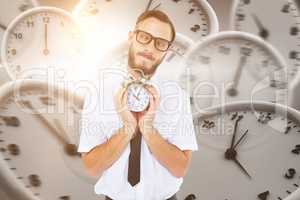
[73,0,219,58]
[0,79,105,200]
[1,6,83,82]
[230,0,300,86]
[178,31,288,114]
[0,0,39,63]
[178,101,300,200]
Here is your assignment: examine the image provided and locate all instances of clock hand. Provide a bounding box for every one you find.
[145,0,161,11]
[233,157,252,179]
[23,101,79,157]
[0,22,7,31]
[227,56,247,96]
[251,13,269,40]
[233,129,248,149]
[43,23,49,55]
[230,115,243,149]
[145,0,154,11]
[53,119,79,157]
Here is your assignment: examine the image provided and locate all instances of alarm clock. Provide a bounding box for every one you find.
[123,68,151,112]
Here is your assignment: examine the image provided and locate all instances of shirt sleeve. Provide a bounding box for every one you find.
[167,88,199,152]
[77,82,108,153]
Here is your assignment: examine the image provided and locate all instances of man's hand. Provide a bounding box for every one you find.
[137,85,160,135]
[114,85,138,138]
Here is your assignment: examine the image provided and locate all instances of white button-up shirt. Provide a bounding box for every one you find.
[77,67,198,200]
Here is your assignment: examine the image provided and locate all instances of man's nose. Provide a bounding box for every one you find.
[145,39,157,52]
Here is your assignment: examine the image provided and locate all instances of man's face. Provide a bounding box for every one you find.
[128,17,173,77]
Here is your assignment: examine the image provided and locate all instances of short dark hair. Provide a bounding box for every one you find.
[135,10,176,43]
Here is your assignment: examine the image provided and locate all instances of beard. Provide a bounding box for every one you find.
[128,43,164,77]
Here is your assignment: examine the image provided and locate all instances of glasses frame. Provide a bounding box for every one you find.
[133,29,172,52]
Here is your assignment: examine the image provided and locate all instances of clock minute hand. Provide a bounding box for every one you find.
[0,22,7,31]
[230,115,243,149]
[233,129,248,149]
[227,55,247,96]
[233,157,252,179]
[251,13,269,40]
[43,23,49,55]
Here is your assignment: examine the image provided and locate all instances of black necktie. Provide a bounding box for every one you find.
[127,129,142,186]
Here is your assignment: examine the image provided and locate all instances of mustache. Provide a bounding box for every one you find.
[137,52,155,61]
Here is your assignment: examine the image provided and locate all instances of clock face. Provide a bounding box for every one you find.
[73,0,218,56]
[178,101,300,200]
[0,79,103,200]
[1,7,83,81]
[231,0,300,83]
[0,0,38,63]
[127,82,150,112]
[178,31,288,113]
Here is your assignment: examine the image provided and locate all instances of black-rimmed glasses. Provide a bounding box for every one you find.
[134,29,172,52]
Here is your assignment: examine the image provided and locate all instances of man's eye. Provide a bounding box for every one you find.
[141,35,150,40]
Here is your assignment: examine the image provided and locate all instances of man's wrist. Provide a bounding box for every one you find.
[123,123,137,137]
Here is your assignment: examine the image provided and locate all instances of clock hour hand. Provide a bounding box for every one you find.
[251,13,269,40]
[22,101,79,157]
[53,119,79,157]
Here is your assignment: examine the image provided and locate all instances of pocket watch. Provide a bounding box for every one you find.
[123,68,151,112]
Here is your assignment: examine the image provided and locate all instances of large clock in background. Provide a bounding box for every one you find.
[230,0,300,87]
[178,31,288,113]
[0,0,39,63]
[179,101,300,200]
[0,79,105,200]
[73,0,219,60]
[1,6,83,82]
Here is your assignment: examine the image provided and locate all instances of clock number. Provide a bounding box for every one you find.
[0,116,20,127]
[257,191,270,200]
[202,120,215,129]
[190,24,200,32]
[281,4,290,13]
[284,168,296,179]
[188,8,195,15]
[43,17,50,23]
[257,113,272,124]
[289,51,298,59]
[240,47,252,56]
[13,33,23,39]
[219,46,231,55]
[7,144,20,156]
[26,20,34,28]
[236,14,245,21]
[243,0,251,5]
[28,174,42,187]
[291,144,300,154]
[290,27,299,36]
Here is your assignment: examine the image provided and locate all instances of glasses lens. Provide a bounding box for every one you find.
[155,38,170,51]
[136,31,152,44]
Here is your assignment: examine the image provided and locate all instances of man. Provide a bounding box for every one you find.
[77,10,198,200]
